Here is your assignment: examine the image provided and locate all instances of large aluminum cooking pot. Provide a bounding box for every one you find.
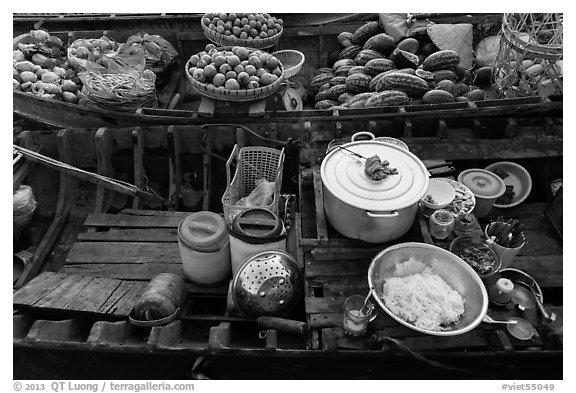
[321,132,429,243]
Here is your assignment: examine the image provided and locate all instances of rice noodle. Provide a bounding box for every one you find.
[382,259,465,331]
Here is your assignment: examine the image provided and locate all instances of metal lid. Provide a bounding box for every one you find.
[231,208,283,240]
[178,211,228,252]
[321,138,429,211]
[458,169,506,198]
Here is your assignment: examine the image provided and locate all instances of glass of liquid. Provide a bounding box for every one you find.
[343,294,375,337]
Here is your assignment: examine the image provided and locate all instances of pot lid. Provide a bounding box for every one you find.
[321,141,429,211]
[231,208,283,239]
[458,169,506,198]
[179,211,228,251]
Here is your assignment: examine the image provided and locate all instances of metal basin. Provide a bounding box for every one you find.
[368,242,488,336]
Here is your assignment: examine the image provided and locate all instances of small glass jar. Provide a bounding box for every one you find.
[454,213,477,237]
[342,295,375,337]
[429,209,455,240]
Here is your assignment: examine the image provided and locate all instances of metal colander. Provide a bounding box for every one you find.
[231,250,302,318]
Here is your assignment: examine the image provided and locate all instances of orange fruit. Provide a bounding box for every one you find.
[233,64,245,74]
[259,53,271,65]
[247,80,259,89]
[260,72,273,86]
[259,31,268,39]
[240,32,248,40]
[201,54,212,64]
[272,67,282,77]
[196,60,208,69]
[241,17,249,26]
[225,71,237,80]
[205,44,216,52]
[256,68,266,78]
[213,55,227,68]
[248,56,262,68]
[249,28,258,38]
[225,79,240,90]
[237,47,250,61]
[192,68,206,82]
[227,55,241,67]
[203,64,217,79]
[212,73,226,87]
[237,71,250,86]
[266,56,279,69]
[188,55,200,66]
[216,25,225,34]
[244,65,257,76]
[219,63,232,75]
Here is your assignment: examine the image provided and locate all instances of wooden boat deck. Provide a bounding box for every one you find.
[13,169,563,378]
[298,168,562,359]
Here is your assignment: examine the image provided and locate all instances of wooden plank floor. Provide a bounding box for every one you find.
[13,271,147,319]
[299,166,563,353]
[62,210,229,296]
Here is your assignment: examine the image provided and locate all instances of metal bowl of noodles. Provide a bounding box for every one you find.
[367,242,488,336]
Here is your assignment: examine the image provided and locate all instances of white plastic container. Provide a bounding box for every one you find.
[229,208,287,275]
[178,211,231,286]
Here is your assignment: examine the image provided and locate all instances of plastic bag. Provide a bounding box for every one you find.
[236,178,276,208]
[13,185,37,226]
[118,32,179,73]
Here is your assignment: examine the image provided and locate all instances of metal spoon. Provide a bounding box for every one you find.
[483,315,518,325]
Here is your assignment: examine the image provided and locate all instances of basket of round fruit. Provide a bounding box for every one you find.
[201,13,284,50]
[67,36,120,72]
[185,44,285,102]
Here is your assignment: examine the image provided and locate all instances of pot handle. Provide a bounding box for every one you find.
[351,131,375,142]
[364,211,399,218]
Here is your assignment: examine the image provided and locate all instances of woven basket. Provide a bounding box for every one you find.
[201,16,283,50]
[185,46,285,102]
[271,50,304,78]
[493,13,563,98]
[221,144,285,227]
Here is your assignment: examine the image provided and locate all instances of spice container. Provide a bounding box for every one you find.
[453,213,477,237]
[429,209,455,239]
[489,278,515,306]
[342,295,375,337]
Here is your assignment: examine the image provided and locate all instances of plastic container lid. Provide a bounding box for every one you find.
[458,169,506,199]
[230,208,285,243]
[321,140,429,211]
[178,211,228,252]
[496,278,514,294]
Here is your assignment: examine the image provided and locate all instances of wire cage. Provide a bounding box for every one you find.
[221,144,285,227]
[493,13,563,98]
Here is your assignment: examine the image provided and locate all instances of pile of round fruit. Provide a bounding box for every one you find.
[67,36,119,70]
[187,44,283,96]
[202,13,283,43]
[13,30,83,104]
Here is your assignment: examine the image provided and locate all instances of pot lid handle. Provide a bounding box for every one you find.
[351,131,376,142]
